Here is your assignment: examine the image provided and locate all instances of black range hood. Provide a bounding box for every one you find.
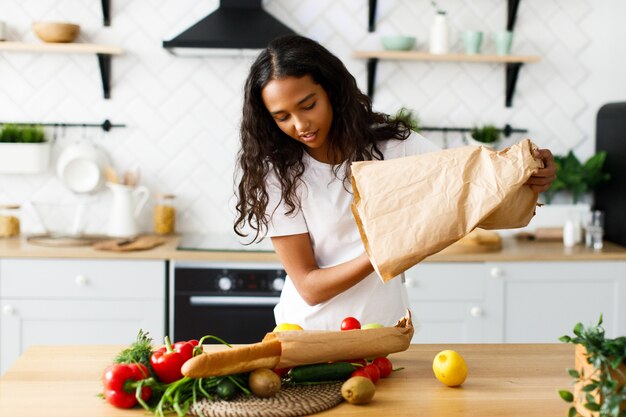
[163,0,296,56]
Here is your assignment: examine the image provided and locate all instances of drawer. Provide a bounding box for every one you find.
[0,258,165,299]
[404,263,486,301]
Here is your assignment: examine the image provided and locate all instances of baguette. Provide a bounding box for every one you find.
[181,339,281,378]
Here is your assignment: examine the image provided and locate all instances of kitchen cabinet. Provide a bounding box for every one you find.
[405,261,626,343]
[0,258,166,375]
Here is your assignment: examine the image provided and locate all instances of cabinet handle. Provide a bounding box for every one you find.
[490,267,504,278]
[404,277,417,287]
[2,305,15,316]
[470,306,483,317]
[75,275,89,286]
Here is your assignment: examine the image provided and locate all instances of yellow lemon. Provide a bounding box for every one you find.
[273,323,303,332]
[432,350,468,387]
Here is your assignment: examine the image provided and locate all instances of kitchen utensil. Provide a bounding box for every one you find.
[104,166,119,184]
[381,36,416,51]
[32,21,80,43]
[30,200,95,237]
[57,142,109,194]
[106,183,150,238]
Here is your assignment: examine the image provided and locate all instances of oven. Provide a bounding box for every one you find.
[171,261,285,344]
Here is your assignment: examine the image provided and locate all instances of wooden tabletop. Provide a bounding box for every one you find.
[1,234,625,262]
[0,344,574,417]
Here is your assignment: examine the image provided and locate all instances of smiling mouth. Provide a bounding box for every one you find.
[299,130,318,142]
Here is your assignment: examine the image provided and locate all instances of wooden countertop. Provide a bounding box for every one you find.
[0,344,573,417]
[0,234,625,262]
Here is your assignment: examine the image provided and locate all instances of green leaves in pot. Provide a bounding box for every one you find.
[544,150,610,204]
[470,125,501,144]
[390,107,420,133]
[0,124,46,143]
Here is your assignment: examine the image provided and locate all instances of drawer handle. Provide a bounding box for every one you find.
[490,267,504,278]
[404,277,418,287]
[470,306,483,318]
[75,275,89,286]
[2,305,15,316]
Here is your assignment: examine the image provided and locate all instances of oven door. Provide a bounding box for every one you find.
[174,293,280,344]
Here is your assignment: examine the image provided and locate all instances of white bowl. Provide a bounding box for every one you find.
[56,143,109,194]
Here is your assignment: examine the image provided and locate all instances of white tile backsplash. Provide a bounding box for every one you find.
[1,0,624,236]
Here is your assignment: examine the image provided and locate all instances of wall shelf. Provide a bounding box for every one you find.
[0,42,124,99]
[353,51,541,107]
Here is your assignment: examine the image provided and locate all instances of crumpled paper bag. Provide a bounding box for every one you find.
[351,139,543,282]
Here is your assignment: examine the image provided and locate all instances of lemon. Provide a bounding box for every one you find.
[432,350,468,387]
[273,323,303,332]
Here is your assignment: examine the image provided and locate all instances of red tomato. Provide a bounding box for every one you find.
[351,369,371,379]
[340,317,361,331]
[273,367,291,378]
[363,364,381,384]
[372,357,393,378]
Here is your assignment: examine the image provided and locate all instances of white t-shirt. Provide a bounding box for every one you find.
[266,131,439,330]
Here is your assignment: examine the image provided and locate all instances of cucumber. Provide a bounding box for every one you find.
[288,362,356,383]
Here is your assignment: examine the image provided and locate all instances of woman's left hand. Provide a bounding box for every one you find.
[525,148,557,193]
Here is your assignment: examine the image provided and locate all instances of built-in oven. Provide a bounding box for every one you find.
[171,261,285,344]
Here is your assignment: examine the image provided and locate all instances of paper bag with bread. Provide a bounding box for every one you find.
[351,139,543,282]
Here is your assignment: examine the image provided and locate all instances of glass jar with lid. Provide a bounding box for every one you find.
[0,204,21,238]
[154,194,176,235]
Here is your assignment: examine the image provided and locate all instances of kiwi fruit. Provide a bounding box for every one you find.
[248,368,281,398]
[341,376,376,405]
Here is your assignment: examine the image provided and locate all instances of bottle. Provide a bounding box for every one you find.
[154,194,176,235]
[563,220,575,248]
[429,12,449,54]
[0,204,20,238]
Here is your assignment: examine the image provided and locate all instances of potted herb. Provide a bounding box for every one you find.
[390,107,420,133]
[0,124,51,174]
[558,316,626,417]
[467,124,501,148]
[544,151,610,204]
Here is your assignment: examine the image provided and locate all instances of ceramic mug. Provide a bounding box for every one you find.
[462,30,483,55]
[493,30,514,56]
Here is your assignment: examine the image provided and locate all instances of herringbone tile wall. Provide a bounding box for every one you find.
[0,0,621,236]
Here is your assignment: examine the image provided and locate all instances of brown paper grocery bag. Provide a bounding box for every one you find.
[351,139,543,282]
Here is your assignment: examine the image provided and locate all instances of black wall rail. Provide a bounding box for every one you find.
[419,124,527,138]
[0,119,125,132]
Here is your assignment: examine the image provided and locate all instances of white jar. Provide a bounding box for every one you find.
[429,13,449,54]
[563,220,575,248]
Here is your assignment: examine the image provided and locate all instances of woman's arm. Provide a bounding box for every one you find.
[271,233,374,306]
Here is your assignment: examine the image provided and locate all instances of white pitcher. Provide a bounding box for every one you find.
[107,183,150,238]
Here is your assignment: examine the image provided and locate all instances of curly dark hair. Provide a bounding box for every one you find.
[234,35,412,242]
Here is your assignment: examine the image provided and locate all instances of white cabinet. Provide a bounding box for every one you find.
[405,261,626,343]
[486,261,626,342]
[0,258,166,375]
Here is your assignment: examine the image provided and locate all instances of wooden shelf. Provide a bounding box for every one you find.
[353,51,541,107]
[0,41,124,99]
[353,50,540,63]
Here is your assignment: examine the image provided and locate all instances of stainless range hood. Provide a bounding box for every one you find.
[162,0,296,57]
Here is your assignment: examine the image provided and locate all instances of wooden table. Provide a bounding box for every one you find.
[0,344,574,416]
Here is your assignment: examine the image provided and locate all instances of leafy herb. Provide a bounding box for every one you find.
[115,329,154,371]
[545,151,611,204]
[558,315,626,417]
[470,124,501,144]
[390,107,420,133]
[0,124,46,143]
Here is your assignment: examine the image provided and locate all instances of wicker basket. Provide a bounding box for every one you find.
[32,21,80,43]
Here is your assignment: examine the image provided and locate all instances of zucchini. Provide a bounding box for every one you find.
[288,362,356,383]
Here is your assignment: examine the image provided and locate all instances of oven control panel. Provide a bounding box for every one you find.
[174,262,286,296]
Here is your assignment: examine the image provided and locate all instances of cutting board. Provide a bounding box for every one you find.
[438,228,502,255]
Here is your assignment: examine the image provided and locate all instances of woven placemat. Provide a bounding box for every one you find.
[190,382,344,417]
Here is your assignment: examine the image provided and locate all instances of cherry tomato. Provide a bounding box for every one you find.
[273,367,291,378]
[363,364,381,384]
[372,357,393,378]
[340,317,361,331]
[351,369,371,379]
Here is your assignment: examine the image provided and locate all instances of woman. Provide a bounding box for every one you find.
[234,35,556,330]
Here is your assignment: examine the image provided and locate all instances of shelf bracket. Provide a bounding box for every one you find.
[101,0,111,26]
[507,0,521,31]
[505,63,523,107]
[368,0,377,32]
[366,58,379,101]
[97,53,112,99]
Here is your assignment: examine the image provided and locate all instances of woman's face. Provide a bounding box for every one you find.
[261,75,334,163]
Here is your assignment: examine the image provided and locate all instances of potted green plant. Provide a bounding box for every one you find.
[558,316,626,417]
[468,124,501,148]
[543,151,610,204]
[0,124,51,174]
[390,107,420,133]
